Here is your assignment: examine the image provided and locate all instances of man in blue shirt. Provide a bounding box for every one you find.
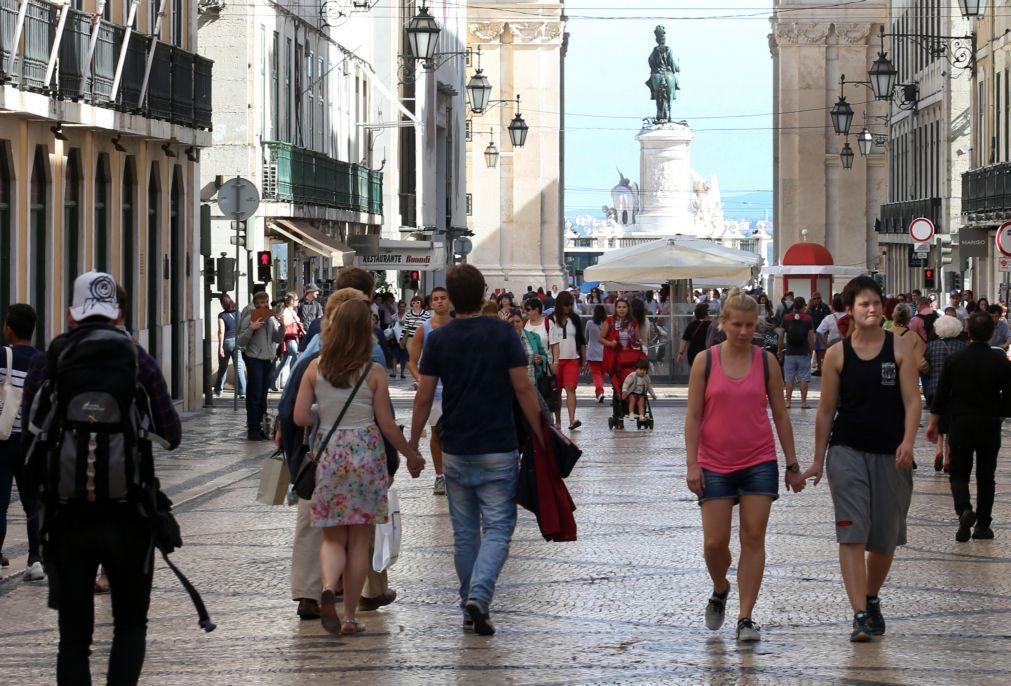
[410,265,544,636]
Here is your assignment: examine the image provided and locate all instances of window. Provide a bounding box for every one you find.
[272,31,279,140]
[30,147,47,347]
[172,0,182,46]
[147,162,161,360]
[979,76,987,169]
[64,149,81,285]
[997,72,1002,165]
[95,155,110,272]
[285,38,292,143]
[319,56,325,151]
[260,26,266,141]
[307,48,313,149]
[121,158,136,333]
[295,42,303,146]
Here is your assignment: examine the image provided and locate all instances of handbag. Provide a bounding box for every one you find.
[292,364,372,499]
[372,488,402,572]
[549,424,582,478]
[0,346,20,440]
[256,449,290,506]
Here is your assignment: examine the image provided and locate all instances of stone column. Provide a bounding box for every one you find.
[635,124,697,235]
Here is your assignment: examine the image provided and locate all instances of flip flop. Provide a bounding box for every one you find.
[340,619,367,635]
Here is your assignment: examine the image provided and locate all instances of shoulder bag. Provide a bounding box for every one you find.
[0,346,21,440]
[292,364,372,500]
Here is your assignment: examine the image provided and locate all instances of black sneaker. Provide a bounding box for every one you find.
[464,598,495,636]
[866,597,885,636]
[736,617,761,642]
[705,582,730,631]
[956,509,977,542]
[972,526,995,540]
[0,554,9,568]
[850,611,873,642]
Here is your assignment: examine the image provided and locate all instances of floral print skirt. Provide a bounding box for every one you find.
[310,424,389,528]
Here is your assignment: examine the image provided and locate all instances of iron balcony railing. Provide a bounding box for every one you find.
[0,1,212,130]
[962,163,1011,217]
[262,141,383,215]
[878,197,942,234]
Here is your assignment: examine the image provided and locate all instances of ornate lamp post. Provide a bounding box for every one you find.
[405,4,440,63]
[507,95,529,147]
[831,95,854,136]
[840,140,855,169]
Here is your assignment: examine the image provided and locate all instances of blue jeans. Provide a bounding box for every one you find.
[213,337,246,395]
[272,339,298,388]
[244,355,273,432]
[442,451,518,611]
[0,433,40,562]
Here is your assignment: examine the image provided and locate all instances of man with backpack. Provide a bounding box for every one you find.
[0,304,45,580]
[20,271,182,686]
[909,297,939,344]
[778,296,815,409]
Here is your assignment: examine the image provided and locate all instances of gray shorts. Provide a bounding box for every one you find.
[826,445,913,554]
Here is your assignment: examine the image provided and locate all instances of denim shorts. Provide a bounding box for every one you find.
[783,354,812,383]
[699,460,779,505]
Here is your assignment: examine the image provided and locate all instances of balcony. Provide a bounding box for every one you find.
[0,1,212,130]
[962,163,1011,222]
[262,141,383,216]
[878,197,941,234]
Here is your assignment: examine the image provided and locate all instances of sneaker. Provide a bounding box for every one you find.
[972,526,995,540]
[213,388,222,397]
[704,582,730,631]
[0,554,9,568]
[462,618,475,631]
[850,611,873,642]
[596,394,605,404]
[24,561,45,581]
[465,598,495,636]
[736,617,761,642]
[433,475,447,496]
[568,420,582,430]
[866,596,885,636]
[956,509,977,542]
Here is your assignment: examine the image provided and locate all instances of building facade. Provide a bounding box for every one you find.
[1,0,212,407]
[770,1,888,294]
[464,2,566,292]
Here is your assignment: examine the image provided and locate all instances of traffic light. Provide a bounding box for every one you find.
[398,270,411,290]
[256,251,272,282]
[939,234,953,266]
[216,257,236,292]
[924,268,936,289]
[949,271,962,291]
[409,270,420,290]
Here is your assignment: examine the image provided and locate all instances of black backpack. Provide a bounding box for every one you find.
[916,311,940,342]
[785,315,808,348]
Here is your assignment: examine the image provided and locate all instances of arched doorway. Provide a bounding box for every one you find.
[95,154,110,273]
[64,149,81,286]
[170,165,183,398]
[30,147,48,347]
[147,161,161,361]
[121,156,137,334]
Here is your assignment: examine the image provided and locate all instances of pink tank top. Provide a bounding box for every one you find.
[698,345,777,474]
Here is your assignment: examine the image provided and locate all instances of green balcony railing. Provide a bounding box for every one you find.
[963,163,1011,217]
[262,141,383,216]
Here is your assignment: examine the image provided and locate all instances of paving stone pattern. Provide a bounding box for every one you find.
[2,382,1011,685]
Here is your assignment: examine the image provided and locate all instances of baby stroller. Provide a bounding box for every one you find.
[635,393,655,430]
[606,349,646,431]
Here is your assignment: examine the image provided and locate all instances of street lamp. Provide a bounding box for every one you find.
[840,140,855,169]
[466,48,492,114]
[868,51,898,101]
[405,4,440,63]
[831,95,854,136]
[484,140,499,168]
[857,128,874,156]
[507,94,529,147]
[958,0,985,19]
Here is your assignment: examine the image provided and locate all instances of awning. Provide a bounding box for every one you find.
[762,264,865,277]
[353,239,446,272]
[269,219,355,266]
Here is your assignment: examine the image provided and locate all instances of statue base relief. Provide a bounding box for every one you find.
[635,122,700,235]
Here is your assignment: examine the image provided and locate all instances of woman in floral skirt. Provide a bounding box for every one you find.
[294,298,424,635]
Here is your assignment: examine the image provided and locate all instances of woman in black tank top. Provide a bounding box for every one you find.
[830,333,906,454]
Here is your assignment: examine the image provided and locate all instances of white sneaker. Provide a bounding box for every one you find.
[24,561,45,581]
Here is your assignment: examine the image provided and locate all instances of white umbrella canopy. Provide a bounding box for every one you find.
[584,236,762,283]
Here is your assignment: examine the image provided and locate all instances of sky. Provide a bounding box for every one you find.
[563,1,773,220]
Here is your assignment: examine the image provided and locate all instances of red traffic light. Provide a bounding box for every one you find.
[410,270,419,280]
[257,251,271,266]
[924,268,934,278]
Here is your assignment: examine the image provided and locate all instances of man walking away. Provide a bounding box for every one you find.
[806,275,919,642]
[927,312,1011,542]
[778,297,814,409]
[410,265,544,635]
[20,271,181,686]
[237,291,284,440]
[0,304,44,579]
[296,284,323,330]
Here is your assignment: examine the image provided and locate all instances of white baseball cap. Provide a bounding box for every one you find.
[69,271,120,322]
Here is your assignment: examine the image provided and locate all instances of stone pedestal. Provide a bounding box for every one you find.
[636,123,697,235]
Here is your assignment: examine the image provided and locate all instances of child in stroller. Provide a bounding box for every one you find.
[622,358,656,429]
[600,298,647,430]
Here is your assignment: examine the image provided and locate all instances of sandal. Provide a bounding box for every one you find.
[340,619,367,635]
[320,589,341,634]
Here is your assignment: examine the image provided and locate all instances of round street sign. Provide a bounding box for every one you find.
[217,177,260,221]
[453,237,473,256]
[908,216,935,243]
[997,221,1011,257]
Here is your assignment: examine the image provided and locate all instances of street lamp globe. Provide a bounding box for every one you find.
[868,52,898,101]
[406,5,440,62]
[857,128,874,156]
[958,0,985,19]
[830,96,854,136]
[840,140,855,169]
[466,69,492,114]
[484,141,499,168]
[508,113,529,147]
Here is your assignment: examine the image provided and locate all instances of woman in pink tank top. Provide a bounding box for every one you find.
[683,288,807,642]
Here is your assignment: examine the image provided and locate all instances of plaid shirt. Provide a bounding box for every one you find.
[20,336,181,450]
[924,338,966,398]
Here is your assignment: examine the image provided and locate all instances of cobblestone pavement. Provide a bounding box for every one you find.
[3,378,1011,685]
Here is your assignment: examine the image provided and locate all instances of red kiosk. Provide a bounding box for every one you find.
[764,237,862,300]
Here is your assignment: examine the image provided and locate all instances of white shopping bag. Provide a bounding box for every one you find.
[372,488,401,572]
